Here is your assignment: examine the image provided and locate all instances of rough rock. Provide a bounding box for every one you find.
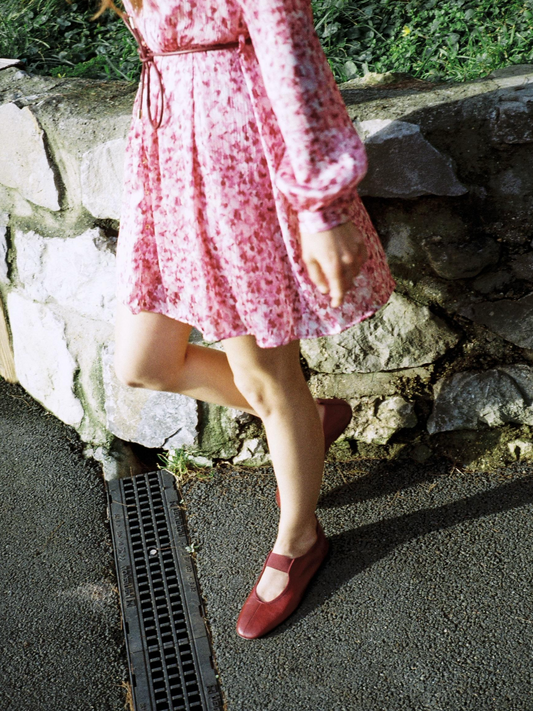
[422,235,500,280]
[308,367,432,400]
[80,138,126,220]
[371,200,471,276]
[88,439,144,481]
[101,343,198,449]
[507,439,533,461]
[57,312,114,446]
[14,227,116,322]
[427,365,533,434]
[0,212,8,283]
[187,454,214,468]
[346,396,417,444]
[0,59,22,71]
[489,98,533,144]
[510,253,533,281]
[198,404,243,459]
[462,294,533,350]
[233,438,271,466]
[300,292,460,374]
[0,103,60,210]
[7,292,84,426]
[356,119,467,199]
[472,270,512,295]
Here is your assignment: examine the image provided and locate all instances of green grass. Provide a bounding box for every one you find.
[314,0,533,83]
[157,447,214,487]
[0,0,139,80]
[1,0,533,83]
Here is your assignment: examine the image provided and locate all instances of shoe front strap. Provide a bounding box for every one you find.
[266,551,293,573]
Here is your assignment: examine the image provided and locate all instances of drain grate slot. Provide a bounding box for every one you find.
[107,470,222,711]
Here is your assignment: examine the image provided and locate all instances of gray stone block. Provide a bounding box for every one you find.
[81,138,126,220]
[0,212,8,283]
[422,235,500,280]
[233,438,271,465]
[428,365,533,434]
[510,253,533,281]
[357,119,468,198]
[462,293,533,350]
[300,293,460,374]
[101,342,199,450]
[7,292,84,426]
[0,103,60,210]
[489,100,533,144]
[14,227,116,323]
[347,395,417,444]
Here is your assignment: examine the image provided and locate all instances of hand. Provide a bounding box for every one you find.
[299,221,368,308]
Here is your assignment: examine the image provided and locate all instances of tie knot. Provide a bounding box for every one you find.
[138,46,155,62]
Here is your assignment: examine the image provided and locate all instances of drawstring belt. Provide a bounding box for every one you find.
[122,14,251,130]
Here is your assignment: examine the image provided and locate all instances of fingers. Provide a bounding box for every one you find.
[325,243,368,307]
[300,222,369,307]
[306,259,329,295]
[324,260,348,308]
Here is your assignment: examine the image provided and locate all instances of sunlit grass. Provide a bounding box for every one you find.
[2,0,532,84]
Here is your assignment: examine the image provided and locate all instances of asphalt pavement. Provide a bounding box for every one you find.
[0,379,128,711]
[182,457,533,710]
[2,373,533,711]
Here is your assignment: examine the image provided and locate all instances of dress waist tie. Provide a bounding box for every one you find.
[122,14,251,130]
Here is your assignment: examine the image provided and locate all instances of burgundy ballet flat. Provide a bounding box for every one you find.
[316,397,353,454]
[275,397,352,508]
[236,518,329,640]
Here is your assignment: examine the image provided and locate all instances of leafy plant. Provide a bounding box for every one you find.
[2,0,533,84]
[311,0,533,83]
[0,0,139,80]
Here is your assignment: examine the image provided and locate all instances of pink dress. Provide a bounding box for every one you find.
[116,0,395,348]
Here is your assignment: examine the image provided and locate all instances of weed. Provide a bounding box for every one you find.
[157,447,214,486]
[312,0,533,83]
[0,0,139,80]
[3,0,533,84]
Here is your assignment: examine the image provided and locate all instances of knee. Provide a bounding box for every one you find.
[113,353,182,391]
[232,373,272,418]
[232,368,291,419]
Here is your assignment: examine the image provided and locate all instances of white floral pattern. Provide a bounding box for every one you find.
[116,0,396,348]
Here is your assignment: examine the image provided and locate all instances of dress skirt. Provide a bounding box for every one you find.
[115,0,395,348]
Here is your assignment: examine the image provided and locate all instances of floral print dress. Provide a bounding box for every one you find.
[116,0,395,348]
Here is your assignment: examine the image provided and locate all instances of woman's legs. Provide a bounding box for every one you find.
[114,304,325,602]
[114,303,257,414]
[221,335,325,602]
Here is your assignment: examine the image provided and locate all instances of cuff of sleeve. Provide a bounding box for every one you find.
[297,193,355,234]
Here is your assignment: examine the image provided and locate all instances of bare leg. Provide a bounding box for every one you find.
[221,334,325,602]
[114,303,257,414]
[115,304,326,602]
[114,302,326,422]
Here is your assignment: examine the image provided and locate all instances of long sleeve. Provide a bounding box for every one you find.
[235,0,368,233]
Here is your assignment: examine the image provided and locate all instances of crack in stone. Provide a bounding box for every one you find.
[161,427,184,449]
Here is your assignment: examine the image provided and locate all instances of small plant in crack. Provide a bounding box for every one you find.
[157,447,214,486]
[157,447,192,483]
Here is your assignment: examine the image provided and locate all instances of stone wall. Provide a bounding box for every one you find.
[1,62,533,474]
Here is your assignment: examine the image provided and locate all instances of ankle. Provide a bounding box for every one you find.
[273,520,318,557]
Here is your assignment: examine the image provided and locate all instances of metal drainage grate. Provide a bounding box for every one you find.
[107,469,222,711]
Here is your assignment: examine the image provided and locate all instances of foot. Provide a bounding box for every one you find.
[255,525,318,602]
[236,519,329,639]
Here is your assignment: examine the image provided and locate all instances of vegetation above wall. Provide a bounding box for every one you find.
[1,0,532,84]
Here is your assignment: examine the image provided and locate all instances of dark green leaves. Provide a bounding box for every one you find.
[1,0,532,84]
[312,0,533,83]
